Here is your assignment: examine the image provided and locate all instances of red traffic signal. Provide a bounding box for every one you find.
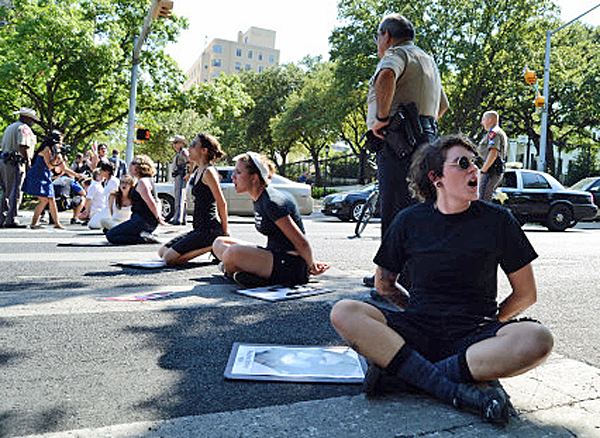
[136,128,150,141]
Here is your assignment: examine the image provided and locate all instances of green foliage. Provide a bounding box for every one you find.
[0,0,187,149]
[565,146,600,186]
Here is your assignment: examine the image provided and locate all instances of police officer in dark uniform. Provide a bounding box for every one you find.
[0,108,39,228]
[364,13,449,287]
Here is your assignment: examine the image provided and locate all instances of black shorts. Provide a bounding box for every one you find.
[374,304,539,363]
[266,249,309,286]
[165,228,223,255]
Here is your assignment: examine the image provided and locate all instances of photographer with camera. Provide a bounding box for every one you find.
[22,130,81,229]
[0,108,38,228]
[169,135,190,225]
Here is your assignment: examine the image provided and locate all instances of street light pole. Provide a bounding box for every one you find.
[125,0,173,165]
[538,3,600,173]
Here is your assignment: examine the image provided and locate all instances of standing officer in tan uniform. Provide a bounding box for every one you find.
[364,13,448,287]
[169,135,190,225]
[478,111,507,202]
[0,108,38,228]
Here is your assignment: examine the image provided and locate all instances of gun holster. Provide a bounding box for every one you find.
[382,102,425,160]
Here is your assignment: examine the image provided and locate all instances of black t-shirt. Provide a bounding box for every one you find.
[253,186,305,251]
[131,182,158,228]
[374,201,537,320]
[191,166,220,231]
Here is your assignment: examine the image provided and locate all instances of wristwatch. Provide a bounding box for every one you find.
[376,114,390,122]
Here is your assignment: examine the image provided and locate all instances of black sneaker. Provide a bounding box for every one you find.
[363,274,375,288]
[479,380,518,417]
[452,383,509,426]
[139,231,160,244]
[232,271,271,288]
[362,363,421,397]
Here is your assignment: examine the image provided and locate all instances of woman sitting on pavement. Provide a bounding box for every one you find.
[106,155,165,244]
[23,130,81,229]
[329,134,554,426]
[100,174,134,231]
[158,133,229,265]
[212,152,329,288]
[88,160,120,229]
[78,169,105,225]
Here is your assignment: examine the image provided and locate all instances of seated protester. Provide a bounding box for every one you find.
[159,133,229,265]
[100,174,134,231]
[78,168,105,224]
[106,155,165,244]
[50,174,86,225]
[330,135,554,425]
[212,152,329,287]
[88,159,119,229]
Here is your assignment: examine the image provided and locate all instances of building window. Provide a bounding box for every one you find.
[269,55,275,63]
[259,66,263,73]
[236,48,242,57]
[213,45,223,54]
[212,59,222,67]
[235,62,241,71]
[259,53,263,61]
[248,50,253,59]
[245,64,251,71]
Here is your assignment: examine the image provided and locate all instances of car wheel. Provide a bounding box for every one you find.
[546,204,574,231]
[351,201,366,222]
[158,193,175,222]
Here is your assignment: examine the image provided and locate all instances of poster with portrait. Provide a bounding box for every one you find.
[224,343,366,383]
[234,285,332,302]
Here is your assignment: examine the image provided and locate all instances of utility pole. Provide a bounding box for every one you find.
[125,0,174,166]
[538,3,600,173]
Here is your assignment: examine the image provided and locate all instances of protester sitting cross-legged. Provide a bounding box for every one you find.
[212,152,329,288]
[158,133,229,265]
[100,174,133,231]
[105,155,166,244]
[329,134,554,426]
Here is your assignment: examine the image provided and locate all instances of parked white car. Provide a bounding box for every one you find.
[155,166,314,220]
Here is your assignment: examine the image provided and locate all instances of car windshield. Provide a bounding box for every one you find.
[570,177,597,190]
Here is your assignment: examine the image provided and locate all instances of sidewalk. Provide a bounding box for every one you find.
[17,352,600,437]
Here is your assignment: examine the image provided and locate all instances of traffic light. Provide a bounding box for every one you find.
[136,128,150,141]
[535,93,546,108]
[524,68,537,85]
[152,0,173,19]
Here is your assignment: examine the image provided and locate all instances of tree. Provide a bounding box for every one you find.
[0,0,187,149]
[271,60,347,185]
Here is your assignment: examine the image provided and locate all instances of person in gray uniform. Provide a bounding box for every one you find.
[169,135,190,225]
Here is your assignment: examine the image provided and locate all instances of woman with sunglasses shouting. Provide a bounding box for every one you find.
[330,134,553,426]
[212,152,329,288]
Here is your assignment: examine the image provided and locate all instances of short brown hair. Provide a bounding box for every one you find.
[409,134,477,202]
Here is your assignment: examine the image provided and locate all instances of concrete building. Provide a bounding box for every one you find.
[184,27,280,88]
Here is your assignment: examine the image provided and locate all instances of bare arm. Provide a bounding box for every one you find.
[275,215,329,275]
[371,68,396,138]
[136,178,165,225]
[375,266,409,310]
[203,166,229,235]
[498,263,537,322]
[480,147,499,173]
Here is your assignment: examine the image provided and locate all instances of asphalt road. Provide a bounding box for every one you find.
[1,211,599,437]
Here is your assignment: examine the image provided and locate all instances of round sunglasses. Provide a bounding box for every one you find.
[446,156,478,170]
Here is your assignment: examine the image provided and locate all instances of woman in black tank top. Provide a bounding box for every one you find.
[106,155,165,244]
[158,133,229,265]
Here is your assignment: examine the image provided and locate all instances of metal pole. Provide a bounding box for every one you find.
[125,37,139,166]
[539,30,552,173]
[538,2,600,173]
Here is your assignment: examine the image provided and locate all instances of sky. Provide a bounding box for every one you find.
[165,0,600,73]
